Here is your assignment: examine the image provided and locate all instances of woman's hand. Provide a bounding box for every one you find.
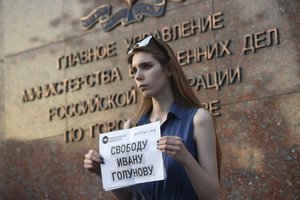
[157,136,191,165]
[83,150,104,177]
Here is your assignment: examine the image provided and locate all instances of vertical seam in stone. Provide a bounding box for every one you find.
[211,0,219,101]
[62,0,68,135]
[0,60,4,140]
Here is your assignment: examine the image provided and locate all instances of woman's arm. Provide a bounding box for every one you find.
[157,108,219,199]
[185,108,219,199]
[83,120,133,200]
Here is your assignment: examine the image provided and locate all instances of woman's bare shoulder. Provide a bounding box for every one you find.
[193,108,213,125]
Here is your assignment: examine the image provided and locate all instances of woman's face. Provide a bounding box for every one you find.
[131,52,170,98]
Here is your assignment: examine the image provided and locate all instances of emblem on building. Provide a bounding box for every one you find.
[81,0,185,32]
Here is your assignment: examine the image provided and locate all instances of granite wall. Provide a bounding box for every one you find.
[0,0,299,199]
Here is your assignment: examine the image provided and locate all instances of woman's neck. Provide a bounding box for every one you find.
[150,91,174,124]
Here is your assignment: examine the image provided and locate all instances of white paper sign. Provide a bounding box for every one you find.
[99,121,165,191]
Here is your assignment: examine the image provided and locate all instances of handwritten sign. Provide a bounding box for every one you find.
[99,121,165,191]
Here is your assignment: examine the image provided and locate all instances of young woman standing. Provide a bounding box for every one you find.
[84,36,221,200]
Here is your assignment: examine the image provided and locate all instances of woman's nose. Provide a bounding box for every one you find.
[134,69,143,80]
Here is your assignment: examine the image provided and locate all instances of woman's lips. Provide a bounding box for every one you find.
[139,84,148,91]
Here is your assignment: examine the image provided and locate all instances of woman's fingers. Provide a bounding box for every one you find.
[158,136,184,143]
[84,158,100,167]
[158,144,180,151]
[85,150,105,164]
[88,150,101,162]
[157,136,189,163]
[83,150,105,170]
[157,136,184,149]
[84,162,95,169]
[85,153,101,163]
[83,150,103,177]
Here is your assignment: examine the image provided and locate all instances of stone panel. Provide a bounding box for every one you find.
[0,61,4,140]
[1,0,300,199]
[212,0,300,105]
[3,0,64,55]
[0,142,5,198]
[0,0,3,59]
[2,135,114,200]
[219,92,299,199]
[0,61,5,198]
[4,43,66,140]
[0,2,4,193]
[3,89,299,198]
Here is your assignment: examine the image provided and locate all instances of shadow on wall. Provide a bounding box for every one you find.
[219,94,299,199]
[0,111,298,200]
[0,138,115,200]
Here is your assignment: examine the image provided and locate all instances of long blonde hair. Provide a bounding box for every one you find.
[127,37,222,180]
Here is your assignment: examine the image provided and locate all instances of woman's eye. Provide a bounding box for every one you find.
[131,67,137,74]
[142,65,152,70]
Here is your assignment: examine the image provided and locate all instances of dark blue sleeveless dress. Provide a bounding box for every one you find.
[131,102,198,200]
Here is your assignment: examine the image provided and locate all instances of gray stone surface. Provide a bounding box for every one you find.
[219,92,299,198]
[0,61,5,199]
[213,0,300,103]
[0,61,4,140]
[3,0,64,55]
[0,0,299,199]
[4,43,66,140]
[0,0,4,60]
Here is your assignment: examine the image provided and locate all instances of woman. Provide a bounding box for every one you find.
[84,36,221,200]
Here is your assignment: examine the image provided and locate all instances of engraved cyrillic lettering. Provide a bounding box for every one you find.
[86,74,95,87]
[181,21,192,38]
[254,31,267,49]
[201,15,212,32]
[126,87,137,105]
[212,12,224,30]
[111,67,122,82]
[189,66,242,91]
[267,28,280,46]
[219,40,231,57]
[207,43,217,60]
[186,48,197,64]
[177,50,187,66]
[210,100,221,117]
[191,19,201,35]
[243,34,255,54]
[201,100,221,117]
[217,69,229,86]
[162,27,173,42]
[57,56,65,70]
[102,70,110,84]
[65,104,75,118]
[172,24,181,40]
[107,121,116,131]
[107,42,117,57]
[188,77,196,87]
[196,47,207,62]
[196,75,207,91]
[229,66,242,84]
[206,73,219,90]
[22,89,34,102]
[116,93,126,107]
